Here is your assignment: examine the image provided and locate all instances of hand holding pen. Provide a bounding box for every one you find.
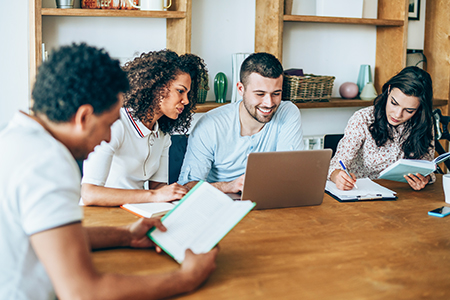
[338,160,358,190]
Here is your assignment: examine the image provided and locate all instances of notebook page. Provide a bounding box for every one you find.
[326,178,396,198]
[121,202,175,218]
[190,200,255,254]
[150,183,240,263]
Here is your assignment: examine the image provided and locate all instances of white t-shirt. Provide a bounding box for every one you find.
[82,108,170,190]
[0,112,83,300]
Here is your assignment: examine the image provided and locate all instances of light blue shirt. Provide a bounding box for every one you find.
[178,100,304,184]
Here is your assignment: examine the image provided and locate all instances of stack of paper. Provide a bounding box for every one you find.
[325,178,397,202]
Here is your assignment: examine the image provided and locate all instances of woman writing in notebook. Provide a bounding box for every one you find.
[329,66,434,191]
[81,49,208,206]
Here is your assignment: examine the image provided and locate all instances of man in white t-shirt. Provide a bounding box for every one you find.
[0,43,217,300]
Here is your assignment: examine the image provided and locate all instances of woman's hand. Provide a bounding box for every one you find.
[330,169,357,191]
[404,173,430,191]
[151,183,188,202]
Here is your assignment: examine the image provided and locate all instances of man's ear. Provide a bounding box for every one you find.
[237,82,245,97]
[73,104,94,131]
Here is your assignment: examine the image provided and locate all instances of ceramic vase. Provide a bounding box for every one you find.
[357,64,372,94]
[360,82,377,101]
[214,72,227,103]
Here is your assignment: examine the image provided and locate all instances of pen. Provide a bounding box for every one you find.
[339,160,358,189]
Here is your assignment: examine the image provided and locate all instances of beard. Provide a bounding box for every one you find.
[242,98,279,124]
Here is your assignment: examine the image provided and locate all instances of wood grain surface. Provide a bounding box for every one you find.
[84,177,450,299]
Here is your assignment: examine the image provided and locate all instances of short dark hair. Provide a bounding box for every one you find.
[32,43,129,122]
[122,49,208,135]
[239,52,283,87]
[369,66,433,159]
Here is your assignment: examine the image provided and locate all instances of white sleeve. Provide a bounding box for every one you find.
[21,147,83,235]
[177,117,215,185]
[81,119,124,186]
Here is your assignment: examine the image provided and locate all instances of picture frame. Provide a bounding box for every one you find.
[408,0,420,20]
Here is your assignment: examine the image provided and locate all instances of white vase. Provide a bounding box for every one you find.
[360,82,377,101]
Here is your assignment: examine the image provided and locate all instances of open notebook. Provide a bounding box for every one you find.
[121,202,176,218]
[148,181,255,263]
[325,178,397,202]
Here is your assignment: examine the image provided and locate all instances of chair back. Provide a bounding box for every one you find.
[169,135,189,184]
[323,134,344,158]
[432,109,450,173]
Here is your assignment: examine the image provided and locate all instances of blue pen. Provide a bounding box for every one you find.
[339,160,358,189]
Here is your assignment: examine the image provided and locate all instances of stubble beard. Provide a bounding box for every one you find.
[243,98,277,124]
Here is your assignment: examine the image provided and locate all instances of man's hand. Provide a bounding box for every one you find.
[151,183,188,203]
[211,175,245,193]
[404,173,430,191]
[179,248,219,292]
[330,169,357,191]
[226,175,245,193]
[125,217,166,249]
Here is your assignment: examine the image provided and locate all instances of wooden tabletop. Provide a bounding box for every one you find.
[83,177,450,299]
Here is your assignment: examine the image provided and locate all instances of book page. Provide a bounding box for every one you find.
[149,182,254,263]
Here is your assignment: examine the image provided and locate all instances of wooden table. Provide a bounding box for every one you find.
[83,177,450,300]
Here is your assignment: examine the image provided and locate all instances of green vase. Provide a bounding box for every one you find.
[214,72,227,103]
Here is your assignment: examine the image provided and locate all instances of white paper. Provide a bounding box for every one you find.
[150,182,255,263]
[325,178,396,200]
[122,202,175,218]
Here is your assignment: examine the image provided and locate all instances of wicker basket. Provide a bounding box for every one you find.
[282,74,335,102]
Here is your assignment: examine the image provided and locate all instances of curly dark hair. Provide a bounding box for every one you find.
[122,49,208,135]
[369,66,433,159]
[240,52,283,87]
[32,43,129,122]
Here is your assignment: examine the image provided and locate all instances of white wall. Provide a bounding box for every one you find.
[0,0,427,137]
[0,1,30,127]
[407,0,427,50]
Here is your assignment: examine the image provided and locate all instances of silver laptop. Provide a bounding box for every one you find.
[230,150,332,209]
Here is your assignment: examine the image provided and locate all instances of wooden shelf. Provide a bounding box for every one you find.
[41,8,186,18]
[194,98,449,113]
[30,0,192,91]
[283,15,404,26]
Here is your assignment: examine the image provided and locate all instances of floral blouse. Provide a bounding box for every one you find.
[328,106,435,182]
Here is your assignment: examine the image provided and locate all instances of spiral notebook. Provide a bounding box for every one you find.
[325,178,397,202]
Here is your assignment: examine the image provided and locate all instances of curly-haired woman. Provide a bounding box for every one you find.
[329,66,434,191]
[81,49,208,206]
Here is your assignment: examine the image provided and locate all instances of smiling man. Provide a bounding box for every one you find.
[178,52,305,193]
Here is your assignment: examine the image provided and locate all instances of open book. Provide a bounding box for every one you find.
[121,202,175,218]
[325,178,397,202]
[148,181,255,263]
[379,152,450,183]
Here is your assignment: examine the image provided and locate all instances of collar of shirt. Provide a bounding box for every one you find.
[124,107,159,139]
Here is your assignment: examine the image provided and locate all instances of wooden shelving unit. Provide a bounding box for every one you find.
[29,0,192,87]
[194,98,449,113]
[255,0,410,105]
